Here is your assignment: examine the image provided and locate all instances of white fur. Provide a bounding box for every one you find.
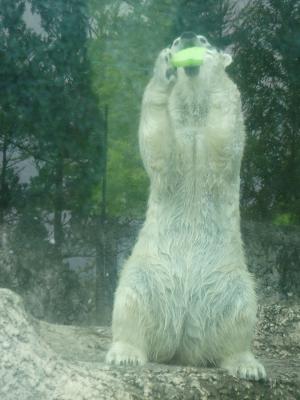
[106,37,266,381]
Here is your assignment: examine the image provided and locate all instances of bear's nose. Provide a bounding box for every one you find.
[180,32,197,48]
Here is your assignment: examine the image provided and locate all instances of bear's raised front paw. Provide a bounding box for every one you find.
[222,351,266,381]
[106,341,147,366]
[153,48,177,87]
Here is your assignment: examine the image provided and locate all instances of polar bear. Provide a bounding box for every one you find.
[106,33,266,380]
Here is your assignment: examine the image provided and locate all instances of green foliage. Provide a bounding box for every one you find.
[0,0,104,252]
[171,0,237,47]
[1,0,299,230]
[0,0,33,221]
[232,0,300,223]
[88,0,178,217]
[273,213,296,226]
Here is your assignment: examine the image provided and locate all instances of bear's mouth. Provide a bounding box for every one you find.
[184,66,200,77]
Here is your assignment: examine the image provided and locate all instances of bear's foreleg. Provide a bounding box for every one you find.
[139,49,175,179]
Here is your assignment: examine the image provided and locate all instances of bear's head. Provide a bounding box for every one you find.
[170,33,232,87]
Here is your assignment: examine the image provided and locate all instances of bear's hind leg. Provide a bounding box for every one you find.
[218,289,266,380]
[106,286,148,366]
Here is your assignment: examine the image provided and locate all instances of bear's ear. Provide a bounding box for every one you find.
[222,52,232,67]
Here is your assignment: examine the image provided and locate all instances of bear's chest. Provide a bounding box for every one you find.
[169,88,210,136]
[170,104,209,137]
[173,102,209,128]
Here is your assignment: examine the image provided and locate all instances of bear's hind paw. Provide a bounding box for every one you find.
[106,341,147,366]
[222,351,266,381]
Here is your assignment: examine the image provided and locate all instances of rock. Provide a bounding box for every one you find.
[0,289,299,400]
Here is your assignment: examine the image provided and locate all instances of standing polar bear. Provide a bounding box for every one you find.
[106,33,266,380]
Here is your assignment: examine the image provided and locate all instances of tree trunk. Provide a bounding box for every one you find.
[95,220,111,325]
[96,105,110,324]
[53,154,64,256]
[0,132,8,227]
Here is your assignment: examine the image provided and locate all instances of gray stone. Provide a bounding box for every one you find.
[0,289,299,400]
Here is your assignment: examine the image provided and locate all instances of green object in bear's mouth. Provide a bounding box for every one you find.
[171,47,206,68]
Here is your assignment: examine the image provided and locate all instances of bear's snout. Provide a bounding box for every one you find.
[180,31,198,48]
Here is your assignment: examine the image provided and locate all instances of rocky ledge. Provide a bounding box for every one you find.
[0,289,299,400]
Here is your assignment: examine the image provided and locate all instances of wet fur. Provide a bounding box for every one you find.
[106,37,266,380]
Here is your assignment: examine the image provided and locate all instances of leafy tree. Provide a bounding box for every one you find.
[171,0,238,47]
[88,0,179,218]
[1,0,106,320]
[17,0,105,255]
[232,0,300,223]
[0,0,34,226]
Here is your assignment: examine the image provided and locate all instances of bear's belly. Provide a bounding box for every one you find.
[139,191,241,267]
[135,210,244,294]
[125,195,248,364]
